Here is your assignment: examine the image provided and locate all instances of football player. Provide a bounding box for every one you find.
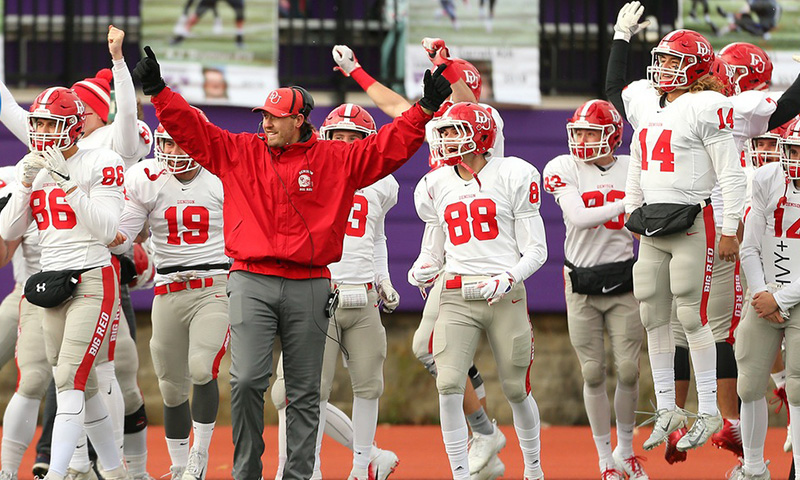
[109,115,230,480]
[0,87,127,480]
[736,117,800,480]
[270,104,400,480]
[411,102,547,480]
[543,100,647,480]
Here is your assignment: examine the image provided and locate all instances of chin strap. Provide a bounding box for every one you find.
[454,159,482,190]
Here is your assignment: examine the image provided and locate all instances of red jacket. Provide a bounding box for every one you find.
[152,88,431,279]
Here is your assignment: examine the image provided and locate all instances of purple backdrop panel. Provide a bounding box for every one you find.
[0,102,634,312]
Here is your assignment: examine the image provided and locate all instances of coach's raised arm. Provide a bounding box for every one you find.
[132,45,451,480]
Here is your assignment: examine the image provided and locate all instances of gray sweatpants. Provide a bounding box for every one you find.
[227,271,329,480]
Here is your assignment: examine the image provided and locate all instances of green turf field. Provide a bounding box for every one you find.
[407,0,538,48]
[142,0,276,66]
[681,0,800,51]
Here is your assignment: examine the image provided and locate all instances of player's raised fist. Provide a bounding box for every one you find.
[422,37,451,66]
[108,25,125,60]
[133,46,167,96]
[332,45,361,77]
[419,64,453,114]
[614,1,651,42]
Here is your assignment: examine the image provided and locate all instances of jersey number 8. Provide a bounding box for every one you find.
[445,199,499,246]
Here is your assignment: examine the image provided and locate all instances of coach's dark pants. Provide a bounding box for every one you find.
[228,271,329,480]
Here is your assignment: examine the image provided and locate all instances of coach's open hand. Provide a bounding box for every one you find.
[133,46,167,96]
[418,64,453,115]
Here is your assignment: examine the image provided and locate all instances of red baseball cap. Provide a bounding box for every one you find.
[253,87,310,118]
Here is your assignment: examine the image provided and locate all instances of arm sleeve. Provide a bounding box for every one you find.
[739,174,768,295]
[769,74,800,131]
[347,103,431,189]
[0,81,31,144]
[372,219,389,285]
[544,158,625,229]
[151,87,242,177]
[706,139,747,235]
[411,222,446,271]
[605,39,631,120]
[0,182,33,241]
[508,214,548,282]
[64,157,125,245]
[109,58,142,166]
[624,140,644,214]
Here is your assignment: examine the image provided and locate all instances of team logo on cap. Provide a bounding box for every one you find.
[268,90,282,104]
[298,169,314,192]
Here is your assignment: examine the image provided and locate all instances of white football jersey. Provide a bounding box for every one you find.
[621,79,659,131]
[3,148,126,271]
[118,158,227,286]
[79,119,153,169]
[414,156,542,275]
[425,102,505,160]
[0,166,40,284]
[329,175,399,284]
[543,154,633,268]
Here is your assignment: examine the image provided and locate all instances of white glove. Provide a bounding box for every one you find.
[478,272,516,306]
[408,263,441,288]
[614,1,651,42]
[377,279,400,313]
[16,153,46,187]
[41,146,77,193]
[167,270,198,283]
[332,45,361,77]
[421,37,451,66]
[793,54,800,63]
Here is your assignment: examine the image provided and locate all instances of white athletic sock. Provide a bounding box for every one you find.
[166,437,190,468]
[439,394,469,479]
[790,404,800,480]
[647,324,676,411]
[686,327,719,415]
[96,362,125,458]
[772,370,787,389]
[192,421,215,454]
[741,398,768,475]
[693,364,719,416]
[68,435,92,473]
[651,365,676,411]
[509,395,542,475]
[352,397,378,471]
[312,400,328,477]
[84,393,122,471]
[324,402,354,451]
[1,394,40,473]
[615,421,635,458]
[124,428,148,476]
[275,407,286,479]
[50,390,87,477]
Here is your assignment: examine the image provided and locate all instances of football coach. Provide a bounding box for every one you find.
[133,46,452,480]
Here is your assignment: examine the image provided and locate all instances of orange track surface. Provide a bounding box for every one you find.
[7,425,793,479]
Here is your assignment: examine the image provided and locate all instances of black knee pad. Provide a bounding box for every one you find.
[124,404,148,434]
[674,346,691,381]
[716,342,738,379]
[468,364,484,389]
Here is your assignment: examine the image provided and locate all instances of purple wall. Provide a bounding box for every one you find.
[0,102,634,313]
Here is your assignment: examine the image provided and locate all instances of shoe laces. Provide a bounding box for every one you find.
[185,450,205,476]
[601,468,624,480]
[162,466,185,480]
[635,401,688,429]
[725,460,743,480]
[623,455,647,475]
[770,386,789,415]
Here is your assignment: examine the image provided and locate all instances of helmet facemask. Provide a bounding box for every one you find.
[781,139,800,180]
[155,131,198,175]
[749,134,781,167]
[567,123,615,162]
[28,112,81,152]
[647,50,697,92]
[429,119,478,167]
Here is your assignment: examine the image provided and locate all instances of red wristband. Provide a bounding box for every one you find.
[351,67,377,91]
[441,62,461,85]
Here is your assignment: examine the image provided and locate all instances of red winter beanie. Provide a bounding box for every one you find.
[72,68,113,123]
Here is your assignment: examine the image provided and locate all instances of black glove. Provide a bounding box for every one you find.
[114,254,138,285]
[132,46,167,96]
[418,64,453,113]
[0,193,11,214]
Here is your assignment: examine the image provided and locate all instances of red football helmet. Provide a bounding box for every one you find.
[28,87,86,152]
[711,57,736,97]
[749,119,795,167]
[719,42,772,93]
[319,103,377,140]
[155,107,207,174]
[429,102,496,166]
[780,117,800,179]
[647,29,714,92]
[452,59,482,101]
[567,99,624,162]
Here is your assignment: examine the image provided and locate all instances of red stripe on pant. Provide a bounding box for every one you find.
[211,326,231,379]
[107,307,120,362]
[74,266,116,391]
[15,294,23,392]
[525,317,535,395]
[726,261,743,345]
[700,205,715,326]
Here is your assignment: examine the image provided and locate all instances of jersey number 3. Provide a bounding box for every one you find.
[445,199,499,245]
[346,194,368,238]
[166,206,209,245]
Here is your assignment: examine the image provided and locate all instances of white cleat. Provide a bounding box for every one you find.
[181,449,208,480]
[612,448,649,479]
[347,467,369,480]
[468,420,506,474]
[0,471,18,480]
[65,467,98,480]
[369,449,399,480]
[641,409,687,451]
[167,466,185,480]
[677,412,723,451]
[600,468,625,480]
[99,466,130,480]
[471,455,505,480]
